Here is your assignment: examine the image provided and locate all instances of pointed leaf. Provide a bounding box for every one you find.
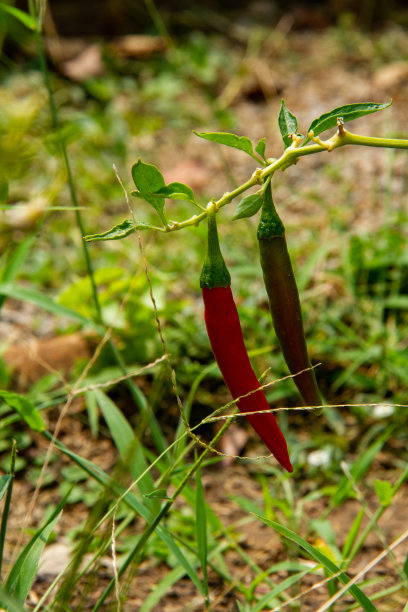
[278,100,298,148]
[0,3,37,30]
[6,499,65,599]
[194,131,260,161]
[255,137,267,161]
[232,193,263,220]
[152,182,195,202]
[0,391,45,431]
[13,514,61,602]
[304,101,392,143]
[84,219,137,242]
[131,159,166,222]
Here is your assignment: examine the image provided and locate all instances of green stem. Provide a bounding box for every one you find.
[342,131,408,149]
[162,127,408,234]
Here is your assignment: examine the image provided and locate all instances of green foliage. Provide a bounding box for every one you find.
[233,193,263,220]
[194,130,266,163]
[1,12,408,612]
[256,515,377,611]
[304,101,392,143]
[0,390,45,431]
[131,159,167,223]
[278,100,299,148]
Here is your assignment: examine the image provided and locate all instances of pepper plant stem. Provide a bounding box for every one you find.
[162,128,408,234]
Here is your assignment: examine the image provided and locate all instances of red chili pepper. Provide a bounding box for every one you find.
[200,204,293,472]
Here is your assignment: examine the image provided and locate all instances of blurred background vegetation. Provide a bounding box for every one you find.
[0,1,408,609]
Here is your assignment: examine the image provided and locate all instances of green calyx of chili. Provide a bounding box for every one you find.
[257,181,285,241]
[200,203,231,289]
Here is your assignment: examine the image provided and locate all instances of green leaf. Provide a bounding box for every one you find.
[131,159,166,223]
[84,219,136,241]
[342,508,364,560]
[194,131,261,162]
[304,101,392,143]
[6,499,65,601]
[232,193,263,220]
[255,137,267,160]
[0,236,35,310]
[139,566,186,612]
[0,3,37,30]
[278,100,298,148]
[92,389,159,514]
[84,390,99,438]
[0,475,11,502]
[143,488,171,500]
[195,464,208,597]
[0,584,28,612]
[0,391,45,431]
[252,568,312,612]
[374,479,393,507]
[152,182,195,202]
[255,515,377,612]
[0,283,100,331]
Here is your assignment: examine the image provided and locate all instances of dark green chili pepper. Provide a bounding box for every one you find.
[257,182,322,407]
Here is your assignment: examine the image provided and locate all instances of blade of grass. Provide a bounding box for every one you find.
[5,492,67,599]
[0,282,101,331]
[253,567,313,612]
[0,585,27,612]
[139,566,187,612]
[255,515,377,612]
[195,461,209,607]
[330,426,393,508]
[342,508,364,562]
[315,527,408,612]
[0,441,16,579]
[92,389,159,514]
[347,465,408,566]
[0,475,11,502]
[0,236,35,310]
